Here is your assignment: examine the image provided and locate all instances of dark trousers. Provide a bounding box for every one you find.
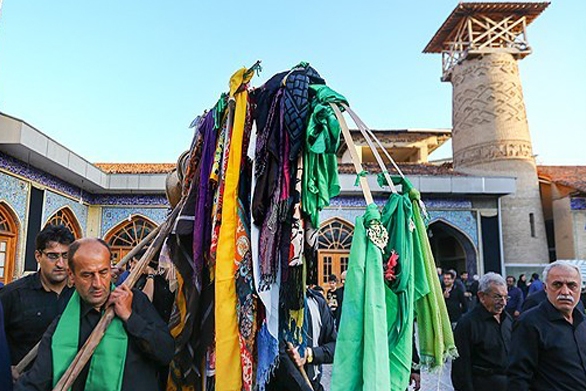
[472,374,507,391]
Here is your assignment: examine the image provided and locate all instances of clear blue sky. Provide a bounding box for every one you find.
[1,1,584,165]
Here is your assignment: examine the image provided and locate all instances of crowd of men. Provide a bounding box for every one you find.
[450,263,586,391]
[2,224,586,390]
[0,225,339,391]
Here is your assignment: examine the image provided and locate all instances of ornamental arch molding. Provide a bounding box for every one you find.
[103,215,158,264]
[0,201,19,284]
[317,217,354,287]
[44,206,83,239]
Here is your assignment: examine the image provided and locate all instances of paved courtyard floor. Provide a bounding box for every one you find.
[321,360,455,391]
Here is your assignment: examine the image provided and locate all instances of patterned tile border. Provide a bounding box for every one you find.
[571,197,586,211]
[320,206,478,246]
[0,152,167,207]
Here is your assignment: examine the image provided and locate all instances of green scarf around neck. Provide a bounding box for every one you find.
[52,290,128,391]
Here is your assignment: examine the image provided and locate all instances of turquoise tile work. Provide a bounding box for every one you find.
[43,191,88,233]
[0,171,29,224]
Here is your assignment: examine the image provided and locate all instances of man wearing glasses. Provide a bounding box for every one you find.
[508,261,586,391]
[451,272,512,391]
[0,225,75,378]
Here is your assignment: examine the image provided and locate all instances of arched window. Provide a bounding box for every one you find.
[104,216,157,264]
[317,218,354,288]
[45,208,82,239]
[0,202,19,284]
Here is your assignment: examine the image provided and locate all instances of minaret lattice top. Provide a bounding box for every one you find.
[423,2,550,81]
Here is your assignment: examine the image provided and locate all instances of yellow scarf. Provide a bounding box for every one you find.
[215,67,253,391]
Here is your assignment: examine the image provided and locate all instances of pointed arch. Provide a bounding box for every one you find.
[104,215,158,264]
[44,207,83,239]
[0,201,19,284]
[428,218,479,276]
[317,217,355,288]
[318,217,355,251]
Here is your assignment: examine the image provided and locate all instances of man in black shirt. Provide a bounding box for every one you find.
[451,272,512,391]
[443,270,468,326]
[0,225,75,372]
[508,261,586,391]
[15,238,174,391]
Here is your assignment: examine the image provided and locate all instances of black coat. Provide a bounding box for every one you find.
[267,289,337,391]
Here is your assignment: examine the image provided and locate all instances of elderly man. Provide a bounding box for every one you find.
[15,238,174,391]
[0,225,75,371]
[451,272,512,391]
[508,261,586,391]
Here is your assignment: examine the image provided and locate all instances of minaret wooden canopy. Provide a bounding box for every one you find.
[424,2,550,81]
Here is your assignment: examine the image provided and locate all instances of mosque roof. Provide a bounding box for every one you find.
[94,163,175,174]
[537,166,586,194]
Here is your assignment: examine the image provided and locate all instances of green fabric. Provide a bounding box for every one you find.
[354,170,368,186]
[331,204,391,391]
[380,180,419,391]
[302,84,348,228]
[52,290,128,391]
[412,192,458,369]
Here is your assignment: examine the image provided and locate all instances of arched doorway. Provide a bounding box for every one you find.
[0,202,19,284]
[104,216,157,264]
[428,219,478,276]
[317,218,354,288]
[45,207,83,239]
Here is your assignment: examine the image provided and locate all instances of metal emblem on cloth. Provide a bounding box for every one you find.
[367,220,388,250]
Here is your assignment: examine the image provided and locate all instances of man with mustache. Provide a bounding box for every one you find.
[15,238,174,391]
[508,261,586,391]
[0,225,75,377]
[451,272,512,391]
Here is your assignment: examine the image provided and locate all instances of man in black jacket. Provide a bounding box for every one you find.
[508,261,586,391]
[443,270,468,327]
[15,238,174,391]
[0,225,75,376]
[268,287,337,391]
[451,272,512,391]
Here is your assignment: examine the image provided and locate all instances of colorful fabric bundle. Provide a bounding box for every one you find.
[162,61,453,391]
[165,62,346,391]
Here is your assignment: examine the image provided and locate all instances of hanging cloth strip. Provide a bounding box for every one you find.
[302,85,347,228]
[379,178,416,391]
[215,67,254,391]
[413,195,458,368]
[330,204,391,391]
[249,122,280,391]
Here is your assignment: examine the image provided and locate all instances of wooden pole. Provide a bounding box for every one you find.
[114,224,161,269]
[52,201,183,391]
[286,342,314,391]
[12,222,162,377]
[13,341,39,376]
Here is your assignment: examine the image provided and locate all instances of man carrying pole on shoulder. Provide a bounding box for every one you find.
[15,238,174,391]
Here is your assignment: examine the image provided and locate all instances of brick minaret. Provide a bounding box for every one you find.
[424,2,550,265]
